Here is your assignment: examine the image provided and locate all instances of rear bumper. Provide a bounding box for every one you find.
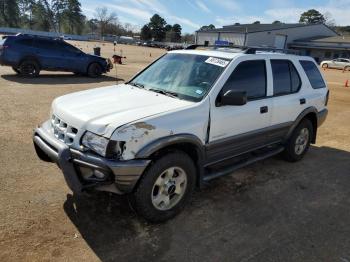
[33,126,150,194]
[317,108,328,127]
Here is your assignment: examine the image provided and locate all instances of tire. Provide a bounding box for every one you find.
[344,66,350,71]
[12,66,20,74]
[131,151,196,223]
[322,63,328,68]
[87,63,102,78]
[19,60,40,77]
[283,119,313,162]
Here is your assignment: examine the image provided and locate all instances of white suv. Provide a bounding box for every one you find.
[33,46,329,222]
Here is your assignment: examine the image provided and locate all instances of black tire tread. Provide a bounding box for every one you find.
[131,151,196,223]
[283,119,313,162]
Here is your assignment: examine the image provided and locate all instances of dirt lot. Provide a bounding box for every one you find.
[0,41,350,262]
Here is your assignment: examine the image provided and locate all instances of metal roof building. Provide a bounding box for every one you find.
[195,23,343,62]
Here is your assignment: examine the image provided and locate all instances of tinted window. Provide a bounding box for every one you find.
[34,39,55,50]
[290,63,301,92]
[222,60,266,100]
[300,60,326,89]
[60,42,81,53]
[15,38,33,47]
[271,60,301,95]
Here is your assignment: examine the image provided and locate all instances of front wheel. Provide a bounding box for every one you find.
[130,151,196,223]
[283,119,313,162]
[322,63,328,68]
[87,63,102,78]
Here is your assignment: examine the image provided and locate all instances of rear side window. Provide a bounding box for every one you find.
[34,39,55,50]
[271,60,301,95]
[15,38,33,47]
[300,60,326,89]
[222,60,266,100]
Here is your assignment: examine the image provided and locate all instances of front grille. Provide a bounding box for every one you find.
[51,115,78,145]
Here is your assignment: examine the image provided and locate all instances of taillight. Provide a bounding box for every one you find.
[0,45,9,50]
[325,90,330,106]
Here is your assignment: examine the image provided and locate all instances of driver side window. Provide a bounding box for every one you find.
[221,60,267,100]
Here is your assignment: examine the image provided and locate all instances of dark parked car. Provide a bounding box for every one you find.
[0,34,112,77]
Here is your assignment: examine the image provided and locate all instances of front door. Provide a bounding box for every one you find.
[207,59,272,164]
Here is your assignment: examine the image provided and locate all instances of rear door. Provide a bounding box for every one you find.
[269,59,305,134]
[207,58,273,164]
[33,39,63,70]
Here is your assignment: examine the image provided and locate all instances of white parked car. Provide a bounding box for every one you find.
[321,58,350,70]
[33,46,329,222]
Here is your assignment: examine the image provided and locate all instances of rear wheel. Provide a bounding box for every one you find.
[130,151,196,223]
[87,63,102,78]
[19,60,40,77]
[283,119,313,162]
[344,66,350,71]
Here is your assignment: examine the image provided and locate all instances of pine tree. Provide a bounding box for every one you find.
[0,0,20,27]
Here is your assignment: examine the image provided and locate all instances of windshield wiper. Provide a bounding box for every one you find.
[149,88,179,98]
[128,82,145,89]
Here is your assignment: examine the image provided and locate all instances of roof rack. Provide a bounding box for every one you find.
[15,33,63,41]
[185,44,300,55]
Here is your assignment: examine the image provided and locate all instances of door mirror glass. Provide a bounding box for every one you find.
[218,90,247,106]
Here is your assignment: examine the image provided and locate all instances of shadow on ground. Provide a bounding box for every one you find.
[64,146,350,262]
[1,73,122,85]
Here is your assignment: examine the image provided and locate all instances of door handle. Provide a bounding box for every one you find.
[300,98,306,105]
[260,106,268,114]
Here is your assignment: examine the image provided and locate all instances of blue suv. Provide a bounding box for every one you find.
[0,34,112,77]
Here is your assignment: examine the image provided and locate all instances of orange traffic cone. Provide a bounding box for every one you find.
[345,80,349,87]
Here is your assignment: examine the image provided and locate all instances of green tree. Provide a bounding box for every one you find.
[253,21,260,24]
[141,24,152,40]
[299,9,326,24]
[200,24,215,31]
[18,0,36,28]
[172,23,182,42]
[272,20,282,24]
[62,0,84,34]
[0,0,20,27]
[87,18,98,35]
[148,14,167,41]
[31,1,51,31]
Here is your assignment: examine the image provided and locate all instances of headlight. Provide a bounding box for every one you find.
[82,131,109,157]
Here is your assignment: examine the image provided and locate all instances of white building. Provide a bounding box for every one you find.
[195,23,342,62]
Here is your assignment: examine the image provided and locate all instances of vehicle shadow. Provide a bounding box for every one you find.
[1,74,123,85]
[63,145,350,262]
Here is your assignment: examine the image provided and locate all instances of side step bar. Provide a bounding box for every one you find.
[203,146,284,182]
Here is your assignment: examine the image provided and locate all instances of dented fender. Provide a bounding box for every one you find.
[110,100,210,160]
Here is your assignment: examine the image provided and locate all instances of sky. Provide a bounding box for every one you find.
[81,0,350,33]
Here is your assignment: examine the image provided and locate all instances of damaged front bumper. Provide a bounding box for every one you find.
[33,127,150,194]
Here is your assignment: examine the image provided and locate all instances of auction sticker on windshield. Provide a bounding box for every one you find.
[205,57,230,67]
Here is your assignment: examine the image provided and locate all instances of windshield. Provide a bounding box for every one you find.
[129,53,230,102]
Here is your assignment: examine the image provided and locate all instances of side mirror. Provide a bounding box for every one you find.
[217,90,247,106]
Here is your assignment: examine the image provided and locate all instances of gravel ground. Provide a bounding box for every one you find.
[0,42,350,262]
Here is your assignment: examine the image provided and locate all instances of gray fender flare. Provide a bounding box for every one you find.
[135,134,206,187]
[285,106,318,143]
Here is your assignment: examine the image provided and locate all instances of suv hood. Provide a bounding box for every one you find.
[52,84,194,137]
